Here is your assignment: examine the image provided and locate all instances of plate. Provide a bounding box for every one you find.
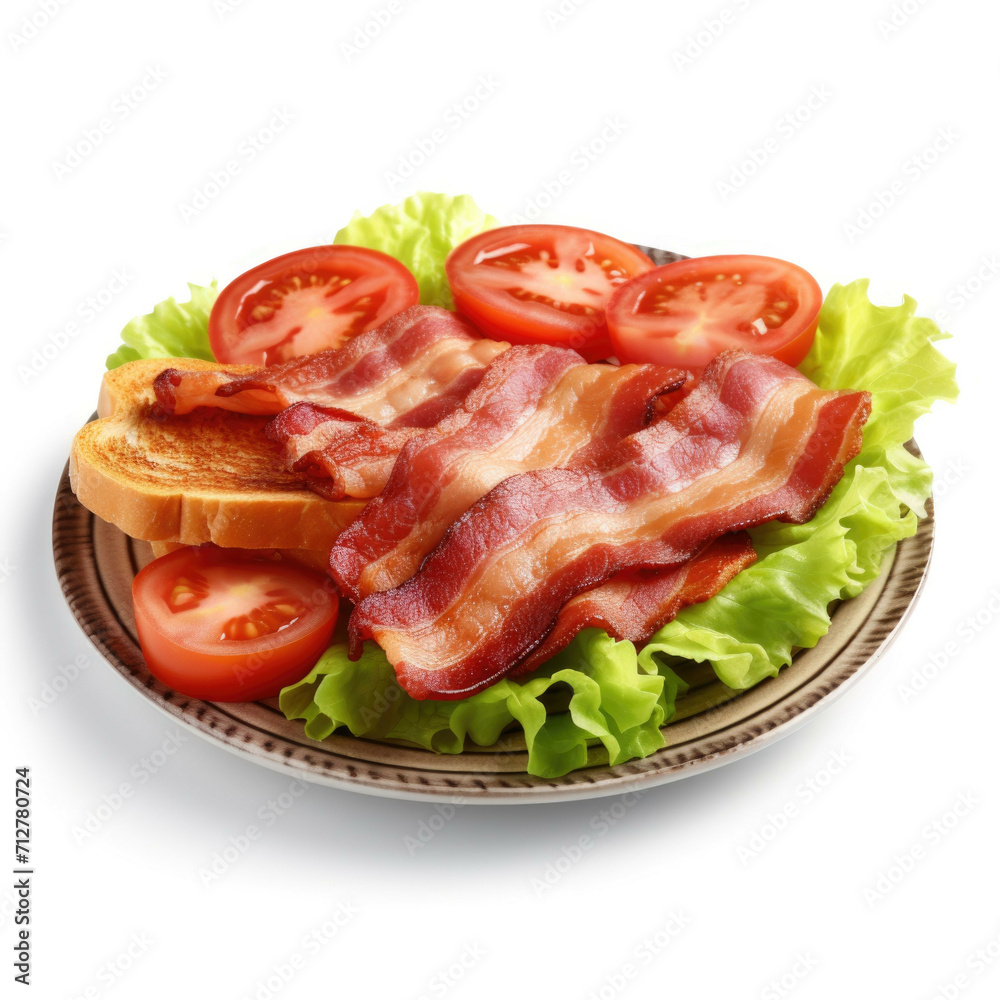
[52,462,932,804]
[52,244,934,802]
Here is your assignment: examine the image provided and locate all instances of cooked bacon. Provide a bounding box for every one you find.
[512,533,757,676]
[349,350,871,700]
[264,403,432,501]
[329,345,685,599]
[152,305,508,421]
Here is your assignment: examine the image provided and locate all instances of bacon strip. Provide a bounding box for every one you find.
[350,350,871,700]
[152,305,508,422]
[329,345,685,599]
[512,533,757,676]
[264,403,444,501]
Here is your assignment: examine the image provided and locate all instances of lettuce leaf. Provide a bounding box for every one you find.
[106,282,217,369]
[333,192,497,309]
[643,279,958,689]
[801,279,959,515]
[280,630,685,780]
[641,464,919,690]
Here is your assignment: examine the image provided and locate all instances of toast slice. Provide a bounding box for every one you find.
[70,358,363,551]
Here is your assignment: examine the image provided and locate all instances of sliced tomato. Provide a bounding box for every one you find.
[209,245,419,365]
[445,225,655,361]
[606,255,823,369]
[132,546,338,702]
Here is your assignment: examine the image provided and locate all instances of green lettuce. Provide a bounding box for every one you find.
[641,464,919,691]
[281,630,686,780]
[334,192,497,309]
[801,279,958,515]
[644,280,958,689]
[106,282,217,369]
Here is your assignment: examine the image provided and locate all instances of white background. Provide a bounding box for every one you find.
[2,1,997,997]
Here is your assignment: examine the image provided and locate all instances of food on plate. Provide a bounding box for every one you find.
[132,545,339,700]
[514,533,758,676]
[106,281,218,370]
[606,254,822,369]
[69,357,363,551]
[329,344,686,600]
[349,350,870,699]
[333,191,498,309]
[147,540,333,574]
[153,305,508,499]
[208,244,420,365]
[69,193,957,778]
[154,305,504,419]
[445,224,656,361]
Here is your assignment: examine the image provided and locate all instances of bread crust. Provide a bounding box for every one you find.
[71,358,362,550]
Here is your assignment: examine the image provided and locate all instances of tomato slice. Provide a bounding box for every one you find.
[445,225,655,361]
[208,245,419,365]
[132,546,338,701]
[606,255,823,369]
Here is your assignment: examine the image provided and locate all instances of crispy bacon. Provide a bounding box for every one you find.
[512,533,757,676]
[349,350,871,699]
[152,305,508,421]
[264,403,434,501]
[329,345,685,599]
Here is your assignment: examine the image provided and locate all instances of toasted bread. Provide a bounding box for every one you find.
[70,358,362,550]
